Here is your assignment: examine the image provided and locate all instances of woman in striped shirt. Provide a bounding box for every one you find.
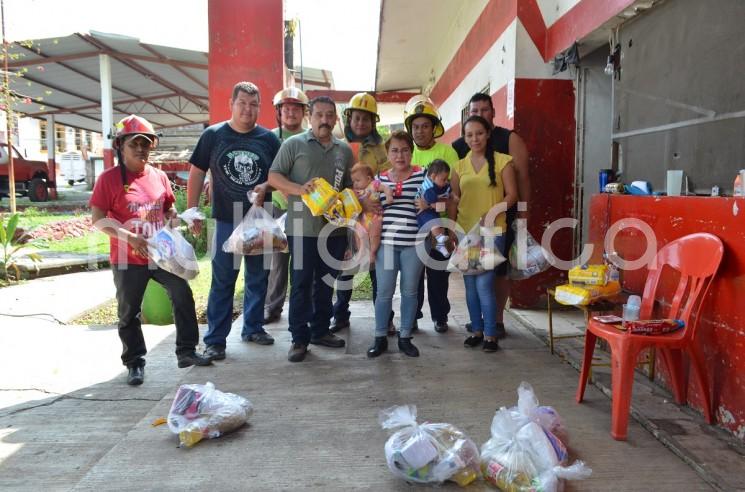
[367,131,426,358]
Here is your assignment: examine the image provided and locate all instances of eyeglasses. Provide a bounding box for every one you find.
[389,147,411,155]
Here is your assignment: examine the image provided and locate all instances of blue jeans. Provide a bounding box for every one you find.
[374,244,424,337]
[204,220,269,347]
[288,234,347,345]
[463,234,507,337]
[464,270,497,337]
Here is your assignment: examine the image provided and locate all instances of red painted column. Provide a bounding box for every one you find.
[510,79,577,308]
[208,0,285,127]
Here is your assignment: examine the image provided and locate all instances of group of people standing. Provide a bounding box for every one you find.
[91,80,530,385]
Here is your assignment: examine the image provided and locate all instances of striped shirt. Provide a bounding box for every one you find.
[378,167,426,246]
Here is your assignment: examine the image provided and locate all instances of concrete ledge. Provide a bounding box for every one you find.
[14,252,109,280]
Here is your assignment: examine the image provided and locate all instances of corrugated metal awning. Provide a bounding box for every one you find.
[6,31,208,133]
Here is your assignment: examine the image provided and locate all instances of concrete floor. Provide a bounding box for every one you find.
[0,274,714,491]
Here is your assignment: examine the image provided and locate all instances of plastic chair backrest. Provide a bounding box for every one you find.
[639,233,723,339]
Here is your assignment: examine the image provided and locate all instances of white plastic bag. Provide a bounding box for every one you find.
[481,382,591,492]
[167,382,254,448]
[509,223,551,280]
[178,207,205,227]
[448,223,506,275]
[147,226,199,280]
[222,205,288,255]
[379,405,480,486]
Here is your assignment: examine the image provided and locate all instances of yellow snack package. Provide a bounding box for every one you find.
[338,188,362,219]
[554,280,621,306]
[301,177,338,216]
[568,264,608,286]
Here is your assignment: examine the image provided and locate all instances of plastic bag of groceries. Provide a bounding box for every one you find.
[380,405,481,487]
[448,223,506,275]
[222,205,288,255]
[167,382,254,448]
[480,382,591,491]
[178,207,205,227]
[147,225,199,280]
[509,223,551,280]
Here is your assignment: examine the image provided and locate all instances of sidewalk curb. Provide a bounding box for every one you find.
[509,308,737,492]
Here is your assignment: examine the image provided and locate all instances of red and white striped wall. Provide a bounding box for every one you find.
[428,0,635,307]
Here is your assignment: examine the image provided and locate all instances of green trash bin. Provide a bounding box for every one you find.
[141,280,174,325]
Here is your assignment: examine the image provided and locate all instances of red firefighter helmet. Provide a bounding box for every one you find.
[113,114,159,148]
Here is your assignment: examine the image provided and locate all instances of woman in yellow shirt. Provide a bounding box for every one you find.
[450,116,518,352]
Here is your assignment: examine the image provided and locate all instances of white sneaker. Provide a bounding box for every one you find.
[435,243,451,258]
[435,234,451,258]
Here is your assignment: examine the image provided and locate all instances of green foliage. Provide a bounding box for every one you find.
[377,125,392,142]
[0,213,42,281]
[173,188,212,258]
[22,206,42,217]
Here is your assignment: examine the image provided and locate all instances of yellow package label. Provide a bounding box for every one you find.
[301,177,338,216]
[568,264,608,286]
[555,281,621,306]
[178,429,204,448]
[451,467,478,487]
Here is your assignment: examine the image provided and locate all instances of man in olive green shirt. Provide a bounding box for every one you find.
[268,96,354,362]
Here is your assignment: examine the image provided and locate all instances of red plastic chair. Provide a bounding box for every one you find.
[575,233,723,440]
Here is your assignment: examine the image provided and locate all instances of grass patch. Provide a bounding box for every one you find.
[350,271,373,301]
[72,261,372,325]
[72,257,245,325]
[36,231,109,255]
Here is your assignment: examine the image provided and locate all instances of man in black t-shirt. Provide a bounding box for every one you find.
[452,92,530,339]
[186,81,281,361]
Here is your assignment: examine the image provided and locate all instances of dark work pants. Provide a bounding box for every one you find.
[416,246,451,323]
[333,270,378,321]
[287,235,347,345]
[112,264,199,367]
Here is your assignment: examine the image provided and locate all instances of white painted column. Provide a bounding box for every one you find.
[99,54,114,169]
[45,114,57,198]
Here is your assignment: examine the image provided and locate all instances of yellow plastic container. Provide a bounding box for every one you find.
[568,264,608,286]
[554,280,621,306]
[301,177,338,216]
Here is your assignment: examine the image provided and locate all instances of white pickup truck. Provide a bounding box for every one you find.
[58,151,87,186]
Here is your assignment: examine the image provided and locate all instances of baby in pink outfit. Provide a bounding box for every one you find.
[351,163,393,261]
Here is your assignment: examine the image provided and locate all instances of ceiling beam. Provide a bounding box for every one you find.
[8,43,208,70]
[139,43,208,91]
[16,42,197,124]
[77,34,206,111]
[25,93,208,117]
[305,90,420,103]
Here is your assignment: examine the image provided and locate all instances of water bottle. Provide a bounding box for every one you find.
[735,170,745,197]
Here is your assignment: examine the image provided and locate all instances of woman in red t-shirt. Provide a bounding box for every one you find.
[90,115,211,385]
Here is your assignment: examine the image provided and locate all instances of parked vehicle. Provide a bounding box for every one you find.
[0,143,50,202]
[58,150,87,186]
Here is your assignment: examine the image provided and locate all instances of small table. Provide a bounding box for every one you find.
[546,288,656,380]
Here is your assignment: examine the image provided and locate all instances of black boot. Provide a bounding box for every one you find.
[367,336,388,358]
[398,337,420,357]
[127,365,144,386]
